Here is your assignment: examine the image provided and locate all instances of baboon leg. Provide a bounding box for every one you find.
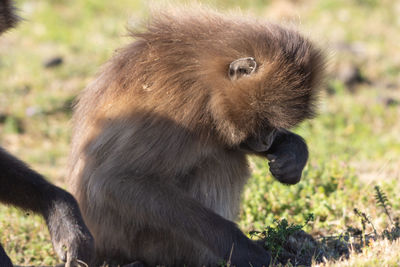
[122,261,146,267]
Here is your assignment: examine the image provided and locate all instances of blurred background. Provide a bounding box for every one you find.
[0,0,399,265]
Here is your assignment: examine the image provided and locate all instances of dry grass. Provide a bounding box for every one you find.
[316,239,400,267]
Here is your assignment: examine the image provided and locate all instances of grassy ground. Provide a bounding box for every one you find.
[0,0,399,266]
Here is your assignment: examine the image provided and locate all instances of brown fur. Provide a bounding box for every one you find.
[69,6,325,267]
[0,0,18,34]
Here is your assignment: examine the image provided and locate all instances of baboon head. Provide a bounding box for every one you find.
[197,19,325,147]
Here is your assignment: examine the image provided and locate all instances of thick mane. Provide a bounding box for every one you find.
[72,6,325,152]
[128,8,324,138]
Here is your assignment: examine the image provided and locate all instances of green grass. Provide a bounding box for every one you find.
[1,0,400,266]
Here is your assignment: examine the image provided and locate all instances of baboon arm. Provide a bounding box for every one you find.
[115,178,251,258]
[0,148,83,217]
[0,148,94,265]
[0,147,53,212]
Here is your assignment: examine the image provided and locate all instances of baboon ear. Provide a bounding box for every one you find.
[228,57,257,81]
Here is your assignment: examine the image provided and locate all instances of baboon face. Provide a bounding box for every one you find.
[240,125,278,153]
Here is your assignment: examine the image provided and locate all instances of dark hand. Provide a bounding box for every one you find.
[225,230,271,267]
[229,239,271,267]
[266,130,308,185]
[44,188,94,267]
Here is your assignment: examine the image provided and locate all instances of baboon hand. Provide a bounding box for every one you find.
[240,129,308,185]
[45,190,94,267]
[267,151,303,184]
[52,230,94,267]
[266,130,308,185]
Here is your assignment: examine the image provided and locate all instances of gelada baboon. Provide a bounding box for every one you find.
[0,1,94,266]
[69,6,325,267]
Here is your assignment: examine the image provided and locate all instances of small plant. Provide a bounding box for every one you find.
[347,186,400,248]
[353,208,377,235]
[374,185,393,225]
[250,214,314,258]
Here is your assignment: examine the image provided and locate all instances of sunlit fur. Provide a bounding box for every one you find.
[69,6,325,267]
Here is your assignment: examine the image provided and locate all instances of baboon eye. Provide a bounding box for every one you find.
[228,57,257,81]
